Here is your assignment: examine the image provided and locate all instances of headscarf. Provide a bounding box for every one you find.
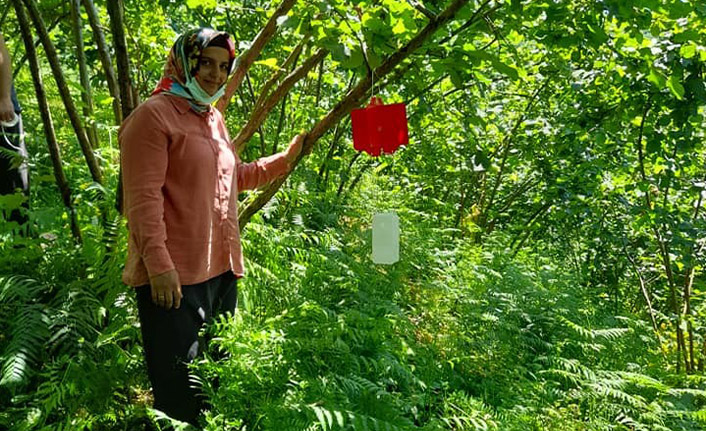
[152,28,236,113]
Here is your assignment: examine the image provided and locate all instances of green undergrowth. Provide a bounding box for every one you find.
[1,178,705,430]
[191,179,706,431]
[0,216,153,430]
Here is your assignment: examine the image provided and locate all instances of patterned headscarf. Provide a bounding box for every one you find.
[152,28,236,113]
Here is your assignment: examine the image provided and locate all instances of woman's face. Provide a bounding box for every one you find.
[195,46,230,96]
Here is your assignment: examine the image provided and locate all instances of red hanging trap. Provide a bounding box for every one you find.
[351,97,409,156]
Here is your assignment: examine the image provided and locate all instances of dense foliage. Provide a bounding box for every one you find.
[1,0,706,429]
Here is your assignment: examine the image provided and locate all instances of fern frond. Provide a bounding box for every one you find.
[587,382,648,409]
[0,303,49,387]
[309,404,406,431]
[0,275,44,304]
[559,316,629,341]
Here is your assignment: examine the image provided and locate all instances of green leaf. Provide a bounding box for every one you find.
[491,59,519,81]
[392,19,406,35]
[366,50,382,69]
[255,58,279,69]
[0,193,26,210]
[449,70,464,88]
[667,75,685,100]
[362,13,385,32]
[667,1,693,19]
[465,50,494,62]
[646,136,661,154]
[465,50,519,80]
[473,70,492,85]
[674,29,700,43]
[341,47,364,69]
[511,0,523,14]
[679,44,697,59]
[186,0,216,9]
[647,69,667,89]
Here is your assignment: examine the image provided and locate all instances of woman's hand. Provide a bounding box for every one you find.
[285,132,306,166]
[0,96,14,123]
[149,269,182,310]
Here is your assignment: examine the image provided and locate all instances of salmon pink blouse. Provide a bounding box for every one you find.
[120,94,289,286]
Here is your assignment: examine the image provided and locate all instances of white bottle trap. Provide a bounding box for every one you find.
[372,212,399,265]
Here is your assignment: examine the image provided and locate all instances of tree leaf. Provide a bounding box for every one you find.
[647,69,667,89]
[491,59,519,81]
[255,58,279,70]
[667,75,685,100]
[679,44,697,59]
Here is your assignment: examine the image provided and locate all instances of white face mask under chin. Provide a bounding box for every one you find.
[186,76,224,105]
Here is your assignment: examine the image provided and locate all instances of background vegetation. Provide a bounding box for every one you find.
[1,0,706,429]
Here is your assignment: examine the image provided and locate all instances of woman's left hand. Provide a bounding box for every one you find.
[285,132,306,166]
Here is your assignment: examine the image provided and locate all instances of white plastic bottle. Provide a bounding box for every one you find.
[372,212,399,264]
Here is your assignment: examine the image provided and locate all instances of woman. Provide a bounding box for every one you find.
[119,28,303,426]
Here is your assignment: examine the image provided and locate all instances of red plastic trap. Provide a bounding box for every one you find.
[351,97,409,156]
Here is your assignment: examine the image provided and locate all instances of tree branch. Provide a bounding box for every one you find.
[106,0,136,118]
[232,48,327,154]
[82,0,122,124]
[21,0,102,184]
[216,0,298,113]
[70,0,99,149]
[238,0,475,228]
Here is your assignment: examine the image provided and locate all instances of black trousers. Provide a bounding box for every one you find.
[136,271,238,426]
[0,115,29,225]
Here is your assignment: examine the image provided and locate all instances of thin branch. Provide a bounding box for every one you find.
[253,35,308,111]
[407,0,436,20]
[623,245,659,332]
[482,76,551,222]
[216,0,298,112]
[232,49,328,154]
[106,0,135,118]
[82,0,122,124]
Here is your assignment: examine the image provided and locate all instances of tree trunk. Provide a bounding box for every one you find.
[682,189,703,372]
[634,97,688,373]
[69,0,99,149]
[106,0,135,118]
[106,0,135,214]
[14,0,81,242]
[21,0,102,185]
[82,0,122,124]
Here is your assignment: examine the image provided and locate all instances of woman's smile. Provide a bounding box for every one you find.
[195,46,230,96]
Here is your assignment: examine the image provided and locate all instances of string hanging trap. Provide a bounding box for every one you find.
[350,62,409,264]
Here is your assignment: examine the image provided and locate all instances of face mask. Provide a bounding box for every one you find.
[185,75,225,105]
